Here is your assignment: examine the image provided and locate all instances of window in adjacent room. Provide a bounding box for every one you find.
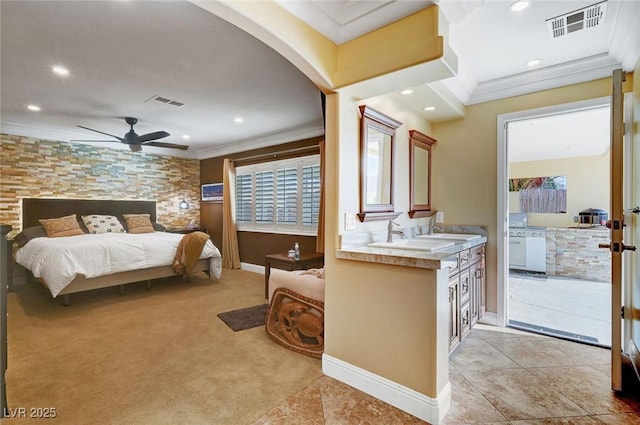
[235,155,320,235]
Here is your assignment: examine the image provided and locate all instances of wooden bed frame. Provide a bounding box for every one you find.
[20,198,211,305]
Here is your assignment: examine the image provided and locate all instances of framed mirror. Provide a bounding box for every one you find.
[408,130,437,218]
[357,105,402,222]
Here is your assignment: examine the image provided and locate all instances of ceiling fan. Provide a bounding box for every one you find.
[72,117,188,152]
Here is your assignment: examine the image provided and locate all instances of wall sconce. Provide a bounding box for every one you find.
[179,198,189,210]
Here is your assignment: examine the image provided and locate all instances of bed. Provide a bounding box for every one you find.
[14,198,222,305]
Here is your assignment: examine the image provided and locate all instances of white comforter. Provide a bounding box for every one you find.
[15,232,222,297]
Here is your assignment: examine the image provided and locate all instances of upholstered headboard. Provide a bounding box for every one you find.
[22,198,157,229]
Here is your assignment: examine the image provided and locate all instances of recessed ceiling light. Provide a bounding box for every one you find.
[234,117,243,123]
[182,135,190,140]
[526,58,542,67]
[27,104,41,111]
[400,89,414,95]
[509,0,531,12]
[424,106,436,111]
[51,65,69,77]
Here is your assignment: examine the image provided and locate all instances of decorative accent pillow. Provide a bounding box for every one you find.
[152,222,167,232]
[81,215,126,234]
[38,214,85,238]
[14,225,48,247]
[123,214,155,234]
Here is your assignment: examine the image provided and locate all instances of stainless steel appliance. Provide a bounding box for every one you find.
[509,228,527,269]
[578,208,608,226]
[524,228,546,272]
[509,213,527,229]
[508,213,546,273]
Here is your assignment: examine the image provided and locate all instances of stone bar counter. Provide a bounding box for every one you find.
[545,226,610,283]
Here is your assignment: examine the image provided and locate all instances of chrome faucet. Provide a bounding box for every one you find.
[387,220,405,242]
[427,216,435,235]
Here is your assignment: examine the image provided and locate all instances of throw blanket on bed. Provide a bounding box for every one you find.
[172,231,211,276]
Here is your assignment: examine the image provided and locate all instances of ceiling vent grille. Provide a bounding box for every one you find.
[145,95,184,107]
[546,1,607,39]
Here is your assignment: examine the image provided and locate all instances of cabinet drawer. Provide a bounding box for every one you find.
[459,249,471,271]
[460,302,471,339]
[470,244,485,265]
[459,269,470,305]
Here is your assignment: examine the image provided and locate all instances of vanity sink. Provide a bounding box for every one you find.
[416,233,481,241]
[368,239,455,252]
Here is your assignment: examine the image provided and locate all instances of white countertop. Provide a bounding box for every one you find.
[336,236,487,270]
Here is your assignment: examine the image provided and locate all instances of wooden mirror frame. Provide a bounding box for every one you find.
[408,130,437,218]
[357,105,402,222]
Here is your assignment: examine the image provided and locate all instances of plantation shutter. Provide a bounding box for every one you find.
[276,167,298,224]
[302,164,321,226]
[255,171,274,224]
[235,174,253,223]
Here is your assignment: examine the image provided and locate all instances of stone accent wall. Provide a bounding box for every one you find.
[545,227,611,283]
[0,134,200,236]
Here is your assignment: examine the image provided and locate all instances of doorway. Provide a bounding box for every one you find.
[497,97,615,347]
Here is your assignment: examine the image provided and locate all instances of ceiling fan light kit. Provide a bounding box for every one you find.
[72,117,188,152]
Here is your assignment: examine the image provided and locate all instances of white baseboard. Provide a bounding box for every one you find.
[322,354,451,424]
[479,311,498,326]
[240,262,264,274]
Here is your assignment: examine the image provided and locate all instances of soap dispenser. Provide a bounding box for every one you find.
[294,242,300,260]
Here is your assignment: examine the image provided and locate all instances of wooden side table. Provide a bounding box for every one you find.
[264,251,324,298]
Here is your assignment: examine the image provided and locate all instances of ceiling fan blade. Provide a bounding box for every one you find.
[143,141,189,150]
[136,131,170,144]
[77,125,125,142]
[70,139,121,143]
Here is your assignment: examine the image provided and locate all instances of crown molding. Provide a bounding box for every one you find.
[608,0,640,71]
[465,53,620,105]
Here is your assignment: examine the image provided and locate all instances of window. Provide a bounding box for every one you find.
[235,155,320,234]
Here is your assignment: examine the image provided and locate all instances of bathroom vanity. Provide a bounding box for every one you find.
[337,229,486,354]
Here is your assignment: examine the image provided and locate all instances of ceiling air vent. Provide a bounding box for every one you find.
[546,0,607,39]
[145,95,185,107]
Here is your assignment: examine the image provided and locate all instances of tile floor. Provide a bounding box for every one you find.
[251,326,640,424]
[508,273,611,347]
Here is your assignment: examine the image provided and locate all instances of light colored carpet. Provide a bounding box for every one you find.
[4,268,322,425]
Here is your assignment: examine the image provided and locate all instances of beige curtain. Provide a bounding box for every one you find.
[315,140,325,253]
[222,158,241,269]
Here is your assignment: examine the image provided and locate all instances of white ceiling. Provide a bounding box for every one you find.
[1,0,639,159]
[508,106,611,163]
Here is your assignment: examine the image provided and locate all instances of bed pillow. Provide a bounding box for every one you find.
[81,214,126,234]
[38,214,85,238]
[14,225,48,247]
[152,222,167,232]
[123,214,155,234]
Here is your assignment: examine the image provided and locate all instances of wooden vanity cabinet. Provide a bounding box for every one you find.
[448,273,460,353]
[448,243,485,353]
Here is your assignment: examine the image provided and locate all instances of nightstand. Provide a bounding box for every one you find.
[166,227,208,235]
[264,251,324,298]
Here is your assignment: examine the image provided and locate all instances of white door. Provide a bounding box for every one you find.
[605,69,636,391]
